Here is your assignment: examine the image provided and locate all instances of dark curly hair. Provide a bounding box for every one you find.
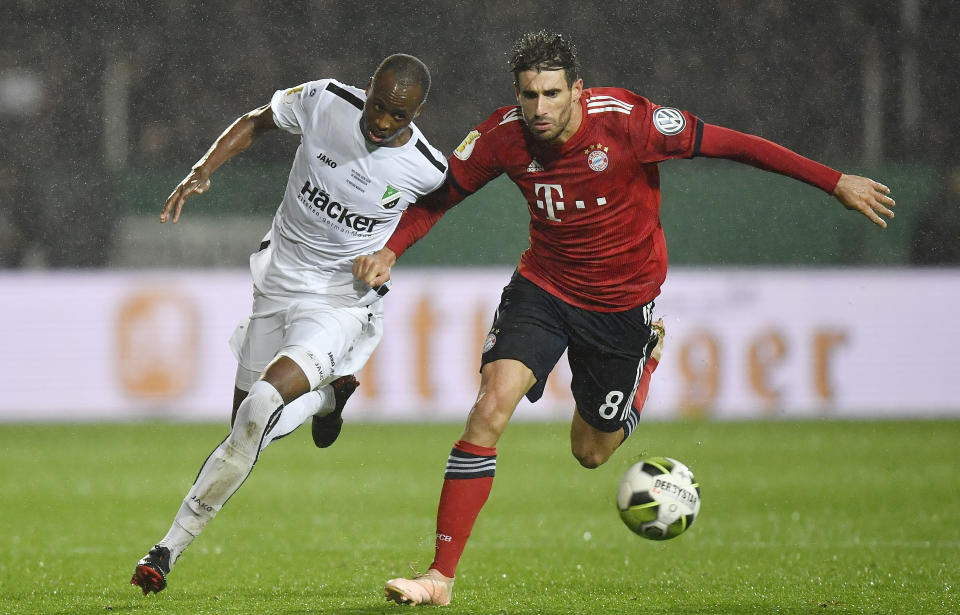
[509,30,580,87]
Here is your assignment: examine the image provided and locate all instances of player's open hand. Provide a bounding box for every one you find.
[161,171,211,223]
[354,247,397,287]
[833,174,895,228]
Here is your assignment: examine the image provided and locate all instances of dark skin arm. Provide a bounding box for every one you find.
[159,104,311,421]
[160,104,278,223]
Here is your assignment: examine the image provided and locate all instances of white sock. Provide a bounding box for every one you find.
[162,380,284,566]
[260,385,334,451]
[158,509,197,567]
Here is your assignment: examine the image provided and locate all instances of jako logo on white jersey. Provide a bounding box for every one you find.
[316,152,338,168]
[299,180,384,233]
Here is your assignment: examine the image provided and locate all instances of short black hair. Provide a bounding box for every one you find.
[374,54,431,103]
[509,30,580,87]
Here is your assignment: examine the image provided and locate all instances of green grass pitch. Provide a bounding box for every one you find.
[0,419,957,614]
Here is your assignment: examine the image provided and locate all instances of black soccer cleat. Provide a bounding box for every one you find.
[130,544,171,595]
[311,375,360,448]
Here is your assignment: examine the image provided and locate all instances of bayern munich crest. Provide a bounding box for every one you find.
[482,332,497,353]
[585,143,609,172]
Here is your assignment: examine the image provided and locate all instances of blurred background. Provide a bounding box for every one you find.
[1,0,958,420]
[2,0,959,268]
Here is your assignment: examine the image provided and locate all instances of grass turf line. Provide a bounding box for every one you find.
[0,420,956,614]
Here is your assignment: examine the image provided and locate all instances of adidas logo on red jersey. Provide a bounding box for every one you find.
[526,159,544,173]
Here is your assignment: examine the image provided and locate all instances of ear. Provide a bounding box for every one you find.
[365,77,374,96]
[414,102,424,120]
[571,78,584,103]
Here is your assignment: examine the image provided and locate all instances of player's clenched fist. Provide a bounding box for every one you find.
[354,247,396,287]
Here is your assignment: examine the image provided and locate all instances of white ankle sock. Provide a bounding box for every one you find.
[158,513,197,567]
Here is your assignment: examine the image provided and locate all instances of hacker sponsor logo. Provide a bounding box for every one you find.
[298,180,384,233]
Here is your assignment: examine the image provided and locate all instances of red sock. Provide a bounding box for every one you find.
[624,357,659,441]
[634,357,659,412]
[430,440,496,577]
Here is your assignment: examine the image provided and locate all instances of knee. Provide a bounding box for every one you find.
[464,361,535,445]
[467,395,512,441]
[570,443,612,469]
[229,380,283,451]
[264,351,312,403]
[465,383,524,444]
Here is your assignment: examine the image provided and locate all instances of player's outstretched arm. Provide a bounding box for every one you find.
[160,104,277,223]
[697,124,896,228]
[354,247,397,287]
[832,174,896,228]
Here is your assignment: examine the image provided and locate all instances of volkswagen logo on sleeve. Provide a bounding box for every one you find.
[652,107,686,135]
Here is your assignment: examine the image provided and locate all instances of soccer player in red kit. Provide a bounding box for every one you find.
[354,31,895,606]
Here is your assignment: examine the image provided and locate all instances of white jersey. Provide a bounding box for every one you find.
[253,78,447,305]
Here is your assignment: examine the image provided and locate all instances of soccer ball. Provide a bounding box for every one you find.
[616,456,701,540]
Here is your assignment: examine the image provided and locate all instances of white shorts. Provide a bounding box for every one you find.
[229,292,383,392]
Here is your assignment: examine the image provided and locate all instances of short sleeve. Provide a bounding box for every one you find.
[269,82,313,135]
[630,98,700,164]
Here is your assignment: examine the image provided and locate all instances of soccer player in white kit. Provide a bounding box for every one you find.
[130,54,447,595]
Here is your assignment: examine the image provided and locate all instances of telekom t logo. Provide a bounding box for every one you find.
[535,183,564,221]
[535,183,608,222]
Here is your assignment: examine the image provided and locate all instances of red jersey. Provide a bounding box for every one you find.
[387,87,841,312]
